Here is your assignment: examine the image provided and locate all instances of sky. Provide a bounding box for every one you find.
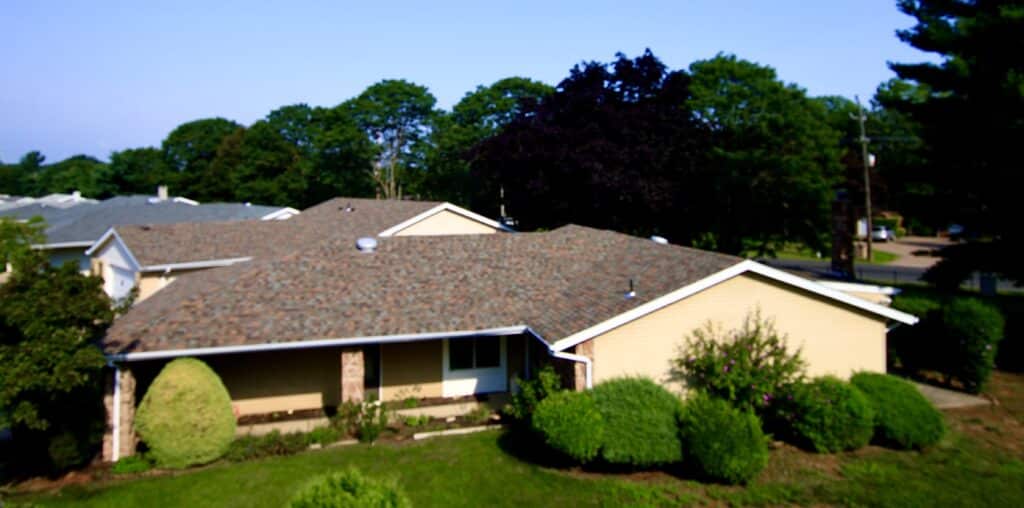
[0,0,937,163]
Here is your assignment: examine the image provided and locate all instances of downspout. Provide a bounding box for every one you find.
[550,350,593,389]
[112,364,121,462]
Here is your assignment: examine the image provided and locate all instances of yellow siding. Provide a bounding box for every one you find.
[393,210,499,236]
[203,347,342,416]
[381,340,444,401]
[136,273,174,302]
[590,273,888,391]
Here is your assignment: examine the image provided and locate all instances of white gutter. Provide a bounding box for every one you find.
[32,241,94,250]
[108,326,532,362]
[138,257,253,273]
[112,365,121,462]
[551,350,593,389]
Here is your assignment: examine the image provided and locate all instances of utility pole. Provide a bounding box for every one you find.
[852,95,872,262]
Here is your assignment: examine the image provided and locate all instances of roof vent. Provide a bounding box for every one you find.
[356,237,378,253]
[624,278,636,299]
[342,202,355,213]
[650,235,669,245]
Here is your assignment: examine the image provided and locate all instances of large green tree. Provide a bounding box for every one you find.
[212,121,306,206]
[162,117,242,201]
[344,80,438,199]
[883,0,1024,285]
[425,77,553,204]
[0,220,113,473]
[687,54,844,254]
[103,147,175,196]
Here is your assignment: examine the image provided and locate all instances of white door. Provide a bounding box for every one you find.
[442,337,507,397]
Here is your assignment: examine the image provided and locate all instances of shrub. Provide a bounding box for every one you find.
[850,372,945,449]
[225,430,311,462]
[135,358,236,469]
[331,401,361,436]
[355,401,388,444]
[780,377,874,453]
[889,296,943,371]
[531,391,604,463]
[672,312,805,414]
[111,454,152,474]
[590,377,684,467]
[308,426,344,446]
[679,394,769,485]
[402,415,430,428]
[289,468,410,508]
[505,365,563,423]
[940,298,1004,393]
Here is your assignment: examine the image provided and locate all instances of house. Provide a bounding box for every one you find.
[0,189,298,275]
[97,199,917,462]
[85,198,510,301]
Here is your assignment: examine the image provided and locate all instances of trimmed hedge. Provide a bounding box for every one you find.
[784,377,874,453]
[290,468,410,508]
[850,372,945,450]
[940,298,1004,393]
[531,390,604,463]
[135,358,236,469]
[590,378,684,467]
[679,395,769,485]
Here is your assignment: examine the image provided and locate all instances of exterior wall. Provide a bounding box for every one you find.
[589,273,888,391]
[393,210,500,236]
[380,340,444,401]
[137,272,175,302]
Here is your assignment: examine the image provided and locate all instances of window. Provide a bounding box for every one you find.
[448,338,501,370]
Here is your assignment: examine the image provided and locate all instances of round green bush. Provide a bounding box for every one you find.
[784,377,874,453]
[135,357,236,469]
[590,377,684,467]
[290,468,410,508]
[940,298,1004,393]
[850,372,945,449]
[531,390,604,463]
[679,394,769,485]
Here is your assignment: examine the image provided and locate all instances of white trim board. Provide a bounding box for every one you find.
[377,202,514,237]
[32,241,95,250]
[139,257,253,273]
[548,259,919,353]
[85,228,142,271]
[260,207,301,221]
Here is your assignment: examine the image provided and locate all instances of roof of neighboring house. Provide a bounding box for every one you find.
[103,225,742,354]
[98,197,443,268]
[0,195,293,246]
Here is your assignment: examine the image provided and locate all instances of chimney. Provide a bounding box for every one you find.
[157,185,169,201]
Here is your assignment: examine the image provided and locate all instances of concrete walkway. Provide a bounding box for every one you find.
[873,236,951,269]
[915,382,990,409]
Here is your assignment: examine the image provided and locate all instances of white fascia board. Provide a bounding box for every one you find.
[377,202,514,237]
[817,280,900,296]
[138,256,253,273]
[260,207,301,220]
[107,325,533,362]
[85,228,142,271]
[32,241,95,250]
[549,259,919,353]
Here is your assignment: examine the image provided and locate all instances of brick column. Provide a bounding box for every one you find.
[341,348,365,403]
[573,341,594,391]
[102,366,137,462]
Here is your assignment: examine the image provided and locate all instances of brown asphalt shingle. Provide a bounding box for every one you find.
[113,197,441,267]
[103,224,741,354]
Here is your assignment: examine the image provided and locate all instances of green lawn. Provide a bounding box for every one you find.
[772,245,899,265]
[10,413,1024,508]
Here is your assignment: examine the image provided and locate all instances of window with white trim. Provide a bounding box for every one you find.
[448,338,500,370]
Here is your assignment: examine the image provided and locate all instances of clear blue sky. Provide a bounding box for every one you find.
[1,0,934,163]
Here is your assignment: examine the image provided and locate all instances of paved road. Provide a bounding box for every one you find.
[759,258,1021,292]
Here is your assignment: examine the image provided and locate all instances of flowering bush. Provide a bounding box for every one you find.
[671,312,806,414]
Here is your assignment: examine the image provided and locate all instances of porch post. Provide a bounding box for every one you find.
[102,365,137,462]
[340,347,365,403]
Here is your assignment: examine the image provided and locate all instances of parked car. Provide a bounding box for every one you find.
[948,224,966,241]
[871,225,895,242]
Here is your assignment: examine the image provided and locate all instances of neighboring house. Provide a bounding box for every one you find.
[86,198,510,301]
[0,191,299,274]
[97,200,917,462]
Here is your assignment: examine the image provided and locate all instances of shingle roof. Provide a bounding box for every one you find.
[102,225,741,353]
[110,197,442,267]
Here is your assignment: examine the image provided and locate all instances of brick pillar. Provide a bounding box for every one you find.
[101,366,137,462]
[341,348,365,403]
[573,341,594,391]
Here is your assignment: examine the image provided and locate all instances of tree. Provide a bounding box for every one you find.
[883,0,1024,284]
[103,147,175,196]
[162,118,242,201]
[687,54,844,254]
[0,221,113,473]
[471,50,712,242]
[220,121,306,206]
[1,216,45,271]
[344,80,438,199]
[425,77,553,204]
[33,155,113,198]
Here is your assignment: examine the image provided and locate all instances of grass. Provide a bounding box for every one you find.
[8,373,1024,507]
[756,243,899,264]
